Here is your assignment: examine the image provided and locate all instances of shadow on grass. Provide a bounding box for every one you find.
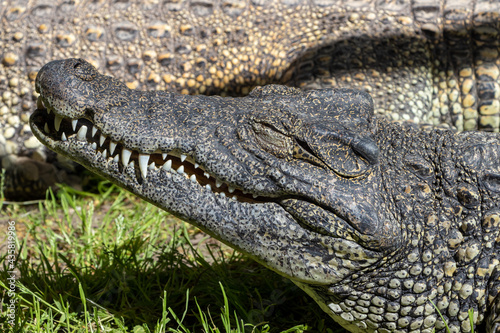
[1,233,341,332]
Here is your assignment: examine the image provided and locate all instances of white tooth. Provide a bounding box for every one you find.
[37,96,44,109]
[109,141,117,155]
[71,119,78,131]
[113,155,119,163]
[189,174,197,182]
[99,134,106,146]
[77,125,87,141]
[61,132,67,141]
[204,172,210,178]
[54,115,63,131]
[205,184,211,191]
[148,162,156,170]
[91,126,97,137]
[122,148,132,166]
[253,194,258,199]
[91,142,97,150]
[162,153,168,160]
[44,123,49,133]
[139,154,149,178]
[228,185,235,193]
[162,160,172,171]
[129,161,135,168]
[216,179,222,188]
[180,154,186,162]
[231,196,237,201]
[102,149,107,158]
[176,165,184,174]
[220,192,226,198]
[194,163,199,169]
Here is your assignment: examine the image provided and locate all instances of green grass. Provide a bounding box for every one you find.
[0,177,341,332]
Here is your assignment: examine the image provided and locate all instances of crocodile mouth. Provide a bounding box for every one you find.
[31,96,265,203]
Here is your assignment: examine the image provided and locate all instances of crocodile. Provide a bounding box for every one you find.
[3,0,500,200]
[31,57,500,333]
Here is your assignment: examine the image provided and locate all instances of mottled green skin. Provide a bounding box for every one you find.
[3,0,500,199]
[31,58,500,333]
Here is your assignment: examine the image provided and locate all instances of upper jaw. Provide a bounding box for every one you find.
[31,97,268,203]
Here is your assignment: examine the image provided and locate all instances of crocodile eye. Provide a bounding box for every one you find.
[293,139,325,168]
[71,58,97,81]
[482,173,500,193]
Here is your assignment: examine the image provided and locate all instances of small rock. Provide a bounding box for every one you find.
[3,127,15,139]
[7,115,20,126]
[24,136,42,149]
[5,141,18,155]
[2,52,18,66]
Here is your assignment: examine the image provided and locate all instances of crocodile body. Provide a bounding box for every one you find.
[31,58,500,332]
[3,0,500,199]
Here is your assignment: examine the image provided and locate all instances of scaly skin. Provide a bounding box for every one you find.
[31,58,500,333]
[2,0,500,199]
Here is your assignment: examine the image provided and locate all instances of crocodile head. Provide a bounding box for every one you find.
[31,59,500,332]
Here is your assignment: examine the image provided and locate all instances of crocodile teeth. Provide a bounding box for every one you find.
[163,159,172,171]
[109,141,117,155]
[61,132,67,141]
[91,142,97,150]
[228,185,235,193]
[113,155,119,163]
[205,184,211,191]
[102,149,107,159]
[91,126,98,137]
[71,119,78,131]
[189,174,197,182]
[176,165,185,174]
[180,154,187,162]
[138,154,149,178]
[148,162,156,170]
[44,123,49,133]
[216,179,222,188]
[162,153,168,160]
[54,115,63,131]
[220,192,226,198]
[99,134,106,147]
[77,125,87,141]
[204,172,210,178]
[121,148,132,167]
[194,163,199,169]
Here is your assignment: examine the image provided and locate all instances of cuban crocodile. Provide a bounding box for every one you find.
[3,0,500,200]
[31,56,500,332]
